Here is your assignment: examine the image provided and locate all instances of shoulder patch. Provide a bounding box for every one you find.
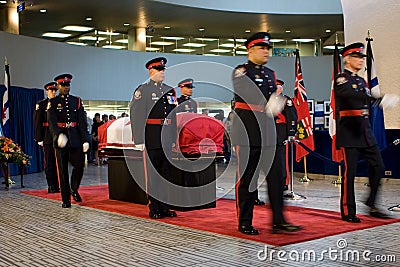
[336,77,348,85]
[234,66,246,78]
[36,104,40,110]
[134,90,142,100]
[286,99,293,106]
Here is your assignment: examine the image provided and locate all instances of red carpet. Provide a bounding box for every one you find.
[22,185,400,246]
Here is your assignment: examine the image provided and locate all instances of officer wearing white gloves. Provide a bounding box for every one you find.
[47,74,89,208]
[33,82,60,193]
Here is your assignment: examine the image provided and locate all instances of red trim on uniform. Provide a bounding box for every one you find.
[246,38,269,49]
[147,62,164,69]
[339,109,369,117]
[78,98,81,109]
[276,113,286,124]
[235,145,241,223]
[55,78,72,83]
[45,85,56,90]
[146,119,172,125]
[54,148,61,192]
[342,149,349,216]
[57,122,78,128]
[179,82,192,87]
[142,150,150,206]
[234,102,265,112]
[342,48,363,57]
[43,122,49,126]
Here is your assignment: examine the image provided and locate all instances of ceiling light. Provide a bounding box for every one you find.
[219,43,235,48]
[323,45,344,50]
[270,39,285,43]
[228,39,246,43]
[151,41,174,46]
[203,54,219,56]
[115,39,128,44]
[199,28,205,31]
[325,29,331,33]
[245,30,251,33]
[0,1,7,4]
[161,36,184,40]
[172,48,195,53]
[85,17,93,21]
[79,36,106,41]
[42,32,72,38]
[291,38,315,42]
[61,25,94,32]
[145,47,160,51]
[124,23,130,27]
[98,31,120,36]
[285,30,291,33]
[39,9,47,13]
[235,51,248,55]
[102,45,126,49]
[209,48,231,53]
[183,43,207,47]
[146,35,153,38]
[195,38,218,42]
[67,42,88,46]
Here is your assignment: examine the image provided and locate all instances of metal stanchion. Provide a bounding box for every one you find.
[298,156,313,183]
[332,165,342,185]
[283,138,306,201]
[388,204,400,212]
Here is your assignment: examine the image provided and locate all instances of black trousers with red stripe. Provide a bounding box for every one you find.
[43,144,59,189]
[235,145,286,227]
[341,145,384,218]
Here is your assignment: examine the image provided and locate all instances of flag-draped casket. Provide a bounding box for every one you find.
[98,113,224,155]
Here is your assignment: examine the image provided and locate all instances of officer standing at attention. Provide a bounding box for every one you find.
[47,74,89,208]
[275,79,298,190]
[176,78,198,113]
[232,32,302,235]
[33,82,60,193]
[129,57,178,219]
[335,43,390,222]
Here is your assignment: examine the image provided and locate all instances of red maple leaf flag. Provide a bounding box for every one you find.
[293,50,314,162]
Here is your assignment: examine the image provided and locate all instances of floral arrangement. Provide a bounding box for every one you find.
[0,136,31,166]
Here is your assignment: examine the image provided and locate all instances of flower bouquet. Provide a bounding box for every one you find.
[0,136,31,166]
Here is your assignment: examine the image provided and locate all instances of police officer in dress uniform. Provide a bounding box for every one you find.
[232,32,302,235]
[335,42,389,222]
[176,78,198,113]
[47,74,89,208]
[275,79,298,190]
[33,82,60,193]
[129,57,178,219]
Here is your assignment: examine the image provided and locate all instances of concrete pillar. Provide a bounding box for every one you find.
[127,28,146,51]
[0,6,19,34]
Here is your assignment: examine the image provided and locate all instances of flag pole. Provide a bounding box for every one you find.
[299,156,312,182]
[283,138,306,201]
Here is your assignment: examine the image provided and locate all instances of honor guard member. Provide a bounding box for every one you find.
[47,74,89,208]
[176,78,198,113]
[232,32,302,235]
[274,79,298,190]
[33,82,60,193]
[335,43,389,222]
[129,57,178,219]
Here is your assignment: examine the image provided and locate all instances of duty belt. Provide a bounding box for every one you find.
[57,122,78,128]
[234,102,265,112]
[339,109,369,117]
[146,118,172,125]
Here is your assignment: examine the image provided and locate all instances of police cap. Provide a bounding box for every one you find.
[340,42,366,57]
[145,57,167,70]
[44,82,57,90]
[54,74,73,86]
[276,79,284,86]
[245,32,272,49]
[178,78,195,88]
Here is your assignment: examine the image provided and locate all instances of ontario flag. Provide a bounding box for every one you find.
[293,50,314,162]
[328,43,344,162]
[2,59,10,137]
[365,35,386,150]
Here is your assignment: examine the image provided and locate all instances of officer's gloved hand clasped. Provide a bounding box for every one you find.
[82,142,89,152]
[57,133,68,148]
[38,141,44,147]
[134,144,145,151]
[380,94,400,109]
[266,92,285,117]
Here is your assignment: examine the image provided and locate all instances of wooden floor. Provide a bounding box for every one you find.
[1,161,399,266]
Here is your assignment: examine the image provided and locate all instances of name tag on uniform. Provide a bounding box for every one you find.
[255,78,263,83]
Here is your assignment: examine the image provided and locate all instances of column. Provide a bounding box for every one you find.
[127,28,146,52]
[0,5,19,34]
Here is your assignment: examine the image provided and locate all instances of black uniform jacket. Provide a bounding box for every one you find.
[129,80,177,149]
[176,95,198,113]
[47,94,89,148]
[276,95,298,145]
[231,60,277,147]
[34,98,53,145]
[334,69,377,148]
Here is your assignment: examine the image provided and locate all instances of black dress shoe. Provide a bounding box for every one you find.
[283,185,289,191]
[370,208,390,219]
[71,191,82,202]
[149,210,163,219]
[62,201,71,208]
[254,198,265,206]
[272,223,302,234]
[342,216,361,223]
[238,225,259,235]
[48,186,60,193]
[161,210,177,217]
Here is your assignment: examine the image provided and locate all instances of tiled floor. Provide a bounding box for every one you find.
[1,161,400,266]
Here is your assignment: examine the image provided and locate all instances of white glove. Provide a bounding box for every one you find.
[38,141,44,147]
[57,133,68,148]
[134,144,145,151]
[266,92,285,116]
[370,88,380,99]
[380,94,400,109]
[82,142,89,153]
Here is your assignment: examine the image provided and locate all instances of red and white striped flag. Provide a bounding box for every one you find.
[2,58,10,137]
